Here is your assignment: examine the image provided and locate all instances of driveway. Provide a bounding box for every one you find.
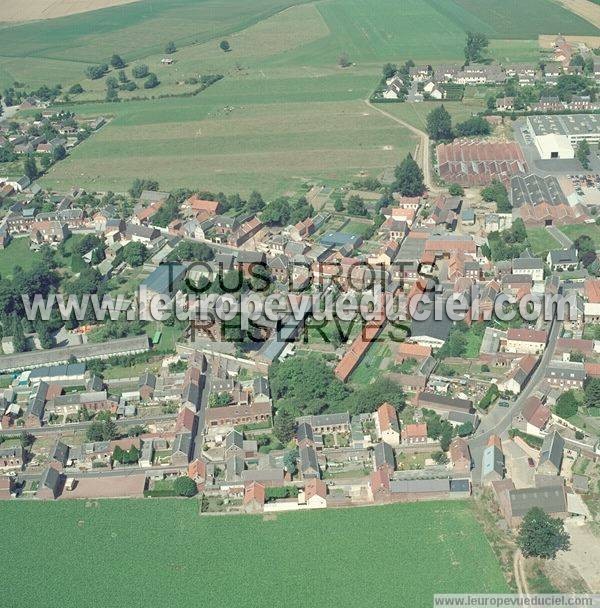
[547,225,573,248]
[503,439,535,489]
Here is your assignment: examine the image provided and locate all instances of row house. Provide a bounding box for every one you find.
[204,401,272,435]
[504,328,547,355]
[30,221,70,249]
[545,360,586,389]
[228,216,264,247]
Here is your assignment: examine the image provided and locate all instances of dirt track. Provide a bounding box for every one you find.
[0,0,141,23]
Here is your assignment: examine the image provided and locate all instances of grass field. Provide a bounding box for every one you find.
[4,0,599,195]
[40,96,418,196]
[0,499,508,607]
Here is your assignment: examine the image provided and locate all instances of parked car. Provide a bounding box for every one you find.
[527,457,535,468]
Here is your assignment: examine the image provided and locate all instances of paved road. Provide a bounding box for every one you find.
[546,225,573,248]
[469,315,562,483]
[18,464,185,483]
[363,99,431,188]
[1,414,176,437]
[193,373,211,459]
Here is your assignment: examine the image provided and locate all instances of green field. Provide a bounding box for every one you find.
[2,0,592,89]
[560,223,600,249]
[0,499,508,607]
[40,96,418,196]
[0,237,40,278]
[4,0,599,195]
[526,227,561,255]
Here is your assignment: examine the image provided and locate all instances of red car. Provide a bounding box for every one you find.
[527,457,535,468]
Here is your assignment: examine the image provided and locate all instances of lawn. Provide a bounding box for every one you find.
[0,499,508,607]
[341,220,374,237]
[102,360,160,380]
[349,340,391,385]
[526,227,561,255]
[0,237,40,278]
[560,223,600,249]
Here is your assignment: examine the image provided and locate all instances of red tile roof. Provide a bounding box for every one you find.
[188,458,206,480]
[396,342,431,361]
[506,328,547,344]
[521,396,550,430]
[585,279,600,303]
[402,423,427,440]
[185,195,220,214]
[304,478,327,501]
[243,481,265,506]
[175,407,196,433]
[377,403,399,433]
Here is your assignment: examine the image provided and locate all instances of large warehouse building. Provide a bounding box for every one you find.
[528,114,600,159]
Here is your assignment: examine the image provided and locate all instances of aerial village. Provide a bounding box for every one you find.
[1,36,600,537]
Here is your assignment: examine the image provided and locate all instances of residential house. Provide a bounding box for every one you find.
[37,466,62,499]
[375,403,400,446]
[138,372,156,400]
[401,423,428,445]
[373,441,395,474]
[298,413,350,434]
[545,360,585,389]
[547,247,578,272]
[243,481,265,513]
[497,355,538,394]
[0,446,23,471]
[512,254,544,283]
[516,396,550,436]
[481,435,504,485]
[504,328,547,355]
[299,445,320,479]
[537,431,565,475]
[417,392,474,415]
[303,478,327,509]
[29,221,69,249]
[449,437,471,474]
[171,432,193,466]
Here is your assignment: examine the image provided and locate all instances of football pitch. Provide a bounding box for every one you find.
[0,499,509,608]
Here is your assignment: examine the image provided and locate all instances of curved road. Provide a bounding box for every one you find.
[468,316,562,483]
[364,99,431,188]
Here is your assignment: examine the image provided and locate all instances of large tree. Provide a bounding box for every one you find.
[110,54,125,69]
[517,507,570,559]
[555,390,579,419]
[426,105,453,141]
[174,475,197,497]
[584,377,600,408]
[576,139,591,169]
[274,410,297,444]
[464,31,489,64]
[24,155,38,181]
[394,153,425,197]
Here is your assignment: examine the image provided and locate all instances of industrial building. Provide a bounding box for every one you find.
[510,174,568,208]
[528,114,600,159]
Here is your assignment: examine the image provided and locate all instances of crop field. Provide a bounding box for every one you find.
[40,96,418,196]
[0,499,508,608]
[3,0,599,194]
